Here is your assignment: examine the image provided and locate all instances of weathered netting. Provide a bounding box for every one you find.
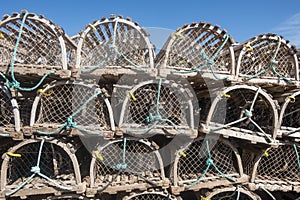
[254,144,300,184]
[18,96,34,126]
[0,85,15,129]
[175,139,240,184]
[5,141,77,191]
[281,93,300,129]
[0,11,75,69]
[155,22,233,75]
[237,34,297,82]
[209,87,275,137]
[123,191,175,200]
[206,188,259,200]
[78,15,154,69]
[33,83,111,132]
[121,81,193,133]
[92,139,163,189]
[255,190,299,200]
[241,150,257,176]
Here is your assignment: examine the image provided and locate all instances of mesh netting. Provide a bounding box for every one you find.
[122,82,190,130]
[238,35,297,81]
[242,150,257,176]
[125,192,173,200]
[93,139,162,187]
[6,141,76,189]
[34,83,111,131]
[176,139,240,183]
[79,17,152,69]
[207,189,257,200]
[255,144,300,183]
[0,13,71,68]
[281,95,300,129]
[0,85,15,128]
[157,23,232,74]
[210,88,275,136]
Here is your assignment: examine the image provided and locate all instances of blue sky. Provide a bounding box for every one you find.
[1,0,300,47]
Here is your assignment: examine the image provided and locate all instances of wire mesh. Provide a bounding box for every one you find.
[156,22,233,75]
[5,141,77,190]
[78,16,153,69]
[175,138,240,184]
[0,12,75,69]
[209,87,275,137]
[237,34,297,81]
[33,82,111,132]
[120,81,193,133]
[92,139,163,189]
[0,85,15,129]
[254,144,300,184]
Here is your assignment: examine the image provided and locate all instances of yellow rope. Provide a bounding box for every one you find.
[262,149,269,157]
[178,150,187,158]
[244,42,253,51]
[88,24,97,31]
[175,32,185,40]
[38,89,52,97]
[288,96,296,103]
[6,152,21,157]
[0,32,4,39]
[93,151,104,161]
[129,92,137,101]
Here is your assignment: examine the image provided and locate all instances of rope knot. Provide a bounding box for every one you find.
[243,109,252,118]
[110,44,117,54]
[270,58,278,65]
[31,166,40,173]
[6,80,20,89]
[66,117,77,129]
[146,113,162,123]
[201,50,214,65]
[206,158,213,166]
[113,163,127,170]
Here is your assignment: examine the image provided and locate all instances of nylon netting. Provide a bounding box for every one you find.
[0,86,14,128]
[255,145,300,183]
[93,140,162,187]
[6,142,76,189]
[177,139,239,182]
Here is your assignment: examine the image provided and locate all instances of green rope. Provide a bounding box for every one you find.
[0,11,55,91]
[36,91,103,135]
[244,36,294,84]
[172,35,229,80]
[6,139,72,196]
[293,144,300,171]
[127,78,183,134]
[185,140,236,189]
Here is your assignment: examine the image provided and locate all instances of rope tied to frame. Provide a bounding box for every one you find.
[36,90,103,135]
[244,36,294,84]
[172,34,229,80]
[185,140,237,189]
[0,11,55,91]
[128,78,183,134]
[112,137,127,170]
[6,138,73,196]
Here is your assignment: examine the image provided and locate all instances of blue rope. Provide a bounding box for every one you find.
[6,139,73,196]
[127,78,183,134]
[185,140,236,189]
[113,137,127,170]
[36,91,103,135]
[294,144,300,171]
[172,35,229,80]
[0,11,55,91]
[0,133,10,137]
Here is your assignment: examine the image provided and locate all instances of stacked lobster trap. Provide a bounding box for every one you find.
[1,10,300,200]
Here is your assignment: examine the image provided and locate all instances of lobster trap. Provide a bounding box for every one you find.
[116,78,198,137]
[0,84,20,135]
[75,14,155,72]
[122,190,176,200]
[204,85,278,144]
[88,138,167,195]
[278,90,300,139]
[0,10,76,77]
[0,138,84,198]
[170,136,247,194]
[249,142,300,192]
[30,81,115,136]
[204,187,261,200]
[235,33,299,85]
[155,22,235,79]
